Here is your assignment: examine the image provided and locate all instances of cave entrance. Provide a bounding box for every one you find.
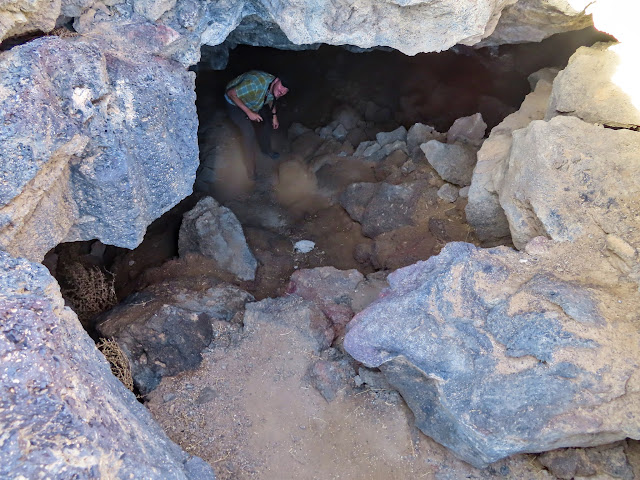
[47,26,614,331]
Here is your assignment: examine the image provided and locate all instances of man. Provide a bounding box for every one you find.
[224,70,289,178]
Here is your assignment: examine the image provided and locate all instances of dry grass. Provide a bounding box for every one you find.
[60,262,117,323]
[47,27,79,38]
[97,338,134,392]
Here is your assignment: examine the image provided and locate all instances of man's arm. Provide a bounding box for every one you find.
[227,88,263,122]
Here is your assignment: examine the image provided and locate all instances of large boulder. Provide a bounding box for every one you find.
[97,279,253,394]
[499,115,640,285]
[420,140,477,186]
[344,241,640,467]
[0,26,199,261]
[0,251,215,478]
[547,42,640,128]
[178,197,258,282]
[466,73,555,243]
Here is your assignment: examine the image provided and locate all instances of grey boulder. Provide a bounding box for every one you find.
[0,27,199,261]
[421,140,477,186]
[178,197,258,281]
[344,242,640,467]
[0,251,215,479]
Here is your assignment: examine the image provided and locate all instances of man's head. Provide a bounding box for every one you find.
[272,78,289,99]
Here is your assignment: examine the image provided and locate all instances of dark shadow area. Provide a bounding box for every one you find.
[196,26,614,133]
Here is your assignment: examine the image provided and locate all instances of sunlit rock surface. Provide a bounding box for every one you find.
[466,70,556,243]
[0,25,198,261]
[547,42,640,128]
[0,251,215,479]
[344,241,640,467]
[0,0,59,42]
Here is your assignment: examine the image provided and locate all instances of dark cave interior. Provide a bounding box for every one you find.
[46,26,614,334]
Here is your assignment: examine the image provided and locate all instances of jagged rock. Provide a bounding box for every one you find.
[466,74,554,243]
[96,279,253,393]
[446,113,487,146]
[0,0,59,42]
[344,241,640,467]
[437,183,458,203]
[0,28,198,261]
[376,126,408,147]
[477,0,593,47]
[538,442,634,480]
[421,140,477,186]
[407,123,446,152]
[178,197,257,282]
[340,181,425,238]
[499,115,640,271]
[287,266,364,335]
[547,42,640,128]
[0,251,215,479]
[332,124,348,140]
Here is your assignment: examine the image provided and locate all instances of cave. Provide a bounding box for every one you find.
[2,1,640,479]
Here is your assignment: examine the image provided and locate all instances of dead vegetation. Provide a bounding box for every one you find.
[97,338,135,392]
[60,262,117,324]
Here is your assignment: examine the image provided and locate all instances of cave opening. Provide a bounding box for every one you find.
[45,25,615,335]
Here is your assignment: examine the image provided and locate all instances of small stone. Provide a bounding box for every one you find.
[437,183,459,203]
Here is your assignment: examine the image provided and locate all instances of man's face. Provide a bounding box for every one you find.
[273,79,289,98]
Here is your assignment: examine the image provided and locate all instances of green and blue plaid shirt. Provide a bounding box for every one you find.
[224,71,275,112]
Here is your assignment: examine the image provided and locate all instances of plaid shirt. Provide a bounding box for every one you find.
[224,71,275,112]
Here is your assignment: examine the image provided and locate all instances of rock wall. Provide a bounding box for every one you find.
[0,23,198,261]
[0,251,215,479]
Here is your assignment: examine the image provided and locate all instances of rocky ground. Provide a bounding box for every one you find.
[79,89,640,479]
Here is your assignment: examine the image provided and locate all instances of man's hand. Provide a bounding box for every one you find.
[247,111,263,122]
[272,114,279,130]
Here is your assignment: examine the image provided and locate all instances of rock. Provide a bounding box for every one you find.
[446,113,487,146]
[134,0,177,21]
[0,251,215,478]
[477,0,593,47]
[294,240,316,253]
[0,0,59,41]
[499,116,640,257]
[96,280,253,393]
[376,126,408,147]
[0,28,198,261]
[528,66,560,90]
[538,442,634,480]
[287,266,364,335]
[354,140,378,157]
[459,186,470,198]
[407,123,445,152]
[244,295,334,352]
[421,140,477,186]
[344,242,640,468]
[466,76,554,243]
[437,183,459,203]
[340,181,425,238]
[547,43,640,128]
[309,357,356,402]
[178,197,257,281]
[332,124,348,140]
